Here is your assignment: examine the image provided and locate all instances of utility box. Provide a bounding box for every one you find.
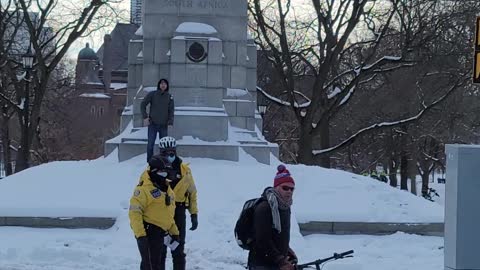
[445,145,480,270]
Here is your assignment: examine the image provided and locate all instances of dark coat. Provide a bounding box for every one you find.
[141,90,174,126]
[248,195,291,268]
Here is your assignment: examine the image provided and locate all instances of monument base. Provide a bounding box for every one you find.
[105,124,278,164]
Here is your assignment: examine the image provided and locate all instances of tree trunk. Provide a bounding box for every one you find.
[388,158,398,187]
[15,120,30,172]
[15,71,37,172]
[410,177,417,195]
[400,150,409,190]
[421,170,430,197]
[408,145,418,195]
[297,124,315,165]
[298,116,331,167]
[313,118,331,168]
[0,112,13,176]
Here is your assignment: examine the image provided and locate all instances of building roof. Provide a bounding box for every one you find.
[78,43,98,60]
[96,23,139,71]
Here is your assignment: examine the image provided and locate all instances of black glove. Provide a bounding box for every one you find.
[170,234,180,243]
[190,214,198,231]
[136,236,149,262]
[287,248,298,265]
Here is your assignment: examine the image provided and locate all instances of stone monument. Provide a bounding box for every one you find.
[105,0,278,164]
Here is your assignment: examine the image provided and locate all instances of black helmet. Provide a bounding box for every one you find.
[148,155,167,172]
[148,156,170,189]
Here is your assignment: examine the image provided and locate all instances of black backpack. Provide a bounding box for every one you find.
[234,197,264,250]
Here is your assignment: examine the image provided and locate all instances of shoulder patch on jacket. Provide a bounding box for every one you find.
[150,189,162,198]
[134,189,141,197]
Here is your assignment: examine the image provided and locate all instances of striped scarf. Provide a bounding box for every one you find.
[264,187,292,233]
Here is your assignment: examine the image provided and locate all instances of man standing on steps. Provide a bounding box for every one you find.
[156,136,198,270]
[141,78,174,162]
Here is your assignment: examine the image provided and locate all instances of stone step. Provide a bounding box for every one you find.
[0,216,115,229]
[238,140,267,145]
[106,139,278,164]
[234,130,258,138]
[0,217,443,235]
[121,137,147,143]
[299,221,444,236]
[241,144,278,164]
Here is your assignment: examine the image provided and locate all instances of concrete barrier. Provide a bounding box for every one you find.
[0,217,443,235]
[0,217,116,229]
[299,221,444,236]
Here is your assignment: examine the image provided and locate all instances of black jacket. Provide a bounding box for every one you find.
[141,90,174,126]
[248,195,291,267]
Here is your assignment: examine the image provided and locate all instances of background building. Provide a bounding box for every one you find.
[73,23,139,158]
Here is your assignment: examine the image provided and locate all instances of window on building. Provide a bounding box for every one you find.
[98,106,104,117]
[90,105,96,116]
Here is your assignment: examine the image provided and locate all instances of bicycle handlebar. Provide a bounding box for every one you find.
[296,250,354,270]
[335,250,354,258]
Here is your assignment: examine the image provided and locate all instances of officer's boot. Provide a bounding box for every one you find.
[172,252,186,270]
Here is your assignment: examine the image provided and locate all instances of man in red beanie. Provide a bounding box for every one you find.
[247,165,297,270]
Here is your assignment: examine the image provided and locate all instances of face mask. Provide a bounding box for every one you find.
[167,155,176,164]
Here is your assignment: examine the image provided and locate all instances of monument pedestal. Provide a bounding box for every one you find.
[105,0,278,164]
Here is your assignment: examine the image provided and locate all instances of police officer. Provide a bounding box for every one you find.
[129,156,180,270]
[156,136,198,270]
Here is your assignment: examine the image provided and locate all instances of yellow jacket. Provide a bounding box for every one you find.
[129,170,179,238]
[140,162,198,215]
[173,162,198,215]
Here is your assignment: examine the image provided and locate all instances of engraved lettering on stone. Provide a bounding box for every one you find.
[163,0,193,8]
[198,0,228,9]
[164,0,228,9]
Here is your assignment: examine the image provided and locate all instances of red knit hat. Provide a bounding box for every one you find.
[274,165,295,187]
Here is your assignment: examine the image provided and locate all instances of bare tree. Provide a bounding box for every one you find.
[0,0,25,176]
[0,0,120,172]
[250,0,470,167]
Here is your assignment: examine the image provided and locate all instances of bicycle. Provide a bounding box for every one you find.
[296,250,354,270]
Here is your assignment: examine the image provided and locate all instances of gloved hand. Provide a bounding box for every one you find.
[287,247,298,264]
[279,259,295,270]
[275,256,295,270]
[143,118,151,126]
[136,236,149,262]
[189,214,198,231]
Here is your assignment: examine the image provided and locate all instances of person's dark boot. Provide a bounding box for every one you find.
[172,253,186,270]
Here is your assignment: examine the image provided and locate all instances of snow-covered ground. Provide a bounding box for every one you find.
[0,151,445,270]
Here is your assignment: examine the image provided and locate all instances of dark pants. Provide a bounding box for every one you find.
[138,223,166,270]
[160,203,187,270]
[147,124,168,162]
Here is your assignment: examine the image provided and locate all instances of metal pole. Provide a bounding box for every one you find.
[23,69,29,168]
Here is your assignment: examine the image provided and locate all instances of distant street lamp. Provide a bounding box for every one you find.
[20,48,34,170]
[22,49,34,70]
